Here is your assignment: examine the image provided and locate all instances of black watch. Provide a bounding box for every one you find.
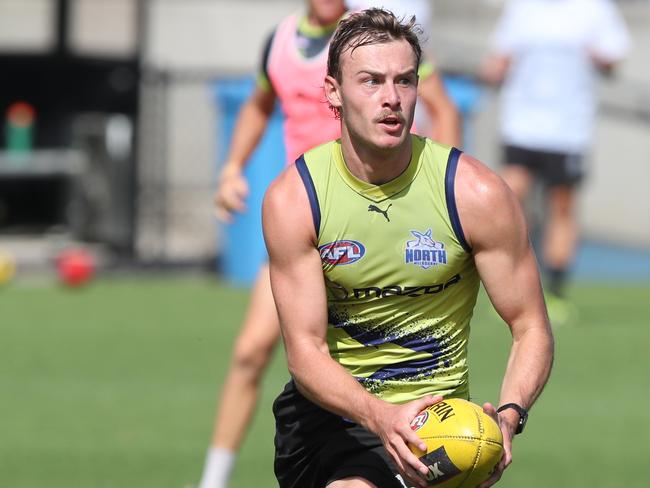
[497,403,528,434]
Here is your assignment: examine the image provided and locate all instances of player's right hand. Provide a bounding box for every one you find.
[368,395,442,488]
[214,164,249,223]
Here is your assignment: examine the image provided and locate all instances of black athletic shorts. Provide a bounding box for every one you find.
[273,380,408,488]
[503,144,584,187]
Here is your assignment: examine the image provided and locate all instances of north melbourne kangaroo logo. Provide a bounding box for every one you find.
[405,229,447,269]
[368,204,392,222]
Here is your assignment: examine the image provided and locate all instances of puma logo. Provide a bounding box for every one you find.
[368,204,392,222]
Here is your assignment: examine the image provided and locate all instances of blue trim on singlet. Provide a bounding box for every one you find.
[445,148,471,253]
[295,155,321,236]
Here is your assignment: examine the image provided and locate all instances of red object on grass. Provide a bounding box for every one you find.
[57,249,95,286]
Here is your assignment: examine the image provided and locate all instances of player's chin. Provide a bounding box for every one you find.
[373,130,408,150]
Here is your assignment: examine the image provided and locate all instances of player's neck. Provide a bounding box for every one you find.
[339,130,412,186]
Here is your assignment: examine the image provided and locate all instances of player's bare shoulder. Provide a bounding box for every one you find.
[454,153,526,250]
[263,164,309,217]
[455,153,512,207]
[263,164,316,244]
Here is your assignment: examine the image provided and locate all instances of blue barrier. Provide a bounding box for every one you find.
[214,77,286,286]
[442,75,483,151]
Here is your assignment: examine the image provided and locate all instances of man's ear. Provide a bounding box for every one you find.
[324,75,342,111]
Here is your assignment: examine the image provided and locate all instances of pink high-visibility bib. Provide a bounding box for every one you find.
[267,14,341,166]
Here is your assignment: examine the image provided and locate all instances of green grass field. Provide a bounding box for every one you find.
[1,276,649,487]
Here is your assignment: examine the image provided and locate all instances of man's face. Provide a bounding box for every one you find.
[327,39,418,152]
[308,0,346,24]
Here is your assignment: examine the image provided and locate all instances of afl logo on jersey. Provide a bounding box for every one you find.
[319,240,366,266]
[405,229,447,269]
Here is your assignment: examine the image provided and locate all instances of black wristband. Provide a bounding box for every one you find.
[497,403,528,434]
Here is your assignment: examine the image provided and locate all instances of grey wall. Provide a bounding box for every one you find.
[136,0,303,261]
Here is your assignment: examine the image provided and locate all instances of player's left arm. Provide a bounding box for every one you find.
[417,66,462,148]
[455,153,554,487]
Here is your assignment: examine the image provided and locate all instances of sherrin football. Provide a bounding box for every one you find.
[409,398,504,487]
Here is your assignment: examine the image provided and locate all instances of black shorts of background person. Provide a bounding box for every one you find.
[503,145,585,188]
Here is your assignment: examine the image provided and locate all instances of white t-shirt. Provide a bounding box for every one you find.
[345,0,432,48]
[491,0,629,153]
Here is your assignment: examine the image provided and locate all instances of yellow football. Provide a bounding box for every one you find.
[409,398,504,487]
[0,248,16,286]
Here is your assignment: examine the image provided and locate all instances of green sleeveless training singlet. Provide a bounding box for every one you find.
[295,135,480,403]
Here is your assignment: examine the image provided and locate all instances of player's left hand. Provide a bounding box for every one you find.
[477,402,515,488]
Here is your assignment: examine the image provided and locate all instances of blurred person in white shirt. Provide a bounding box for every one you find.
[482,0,629,323]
